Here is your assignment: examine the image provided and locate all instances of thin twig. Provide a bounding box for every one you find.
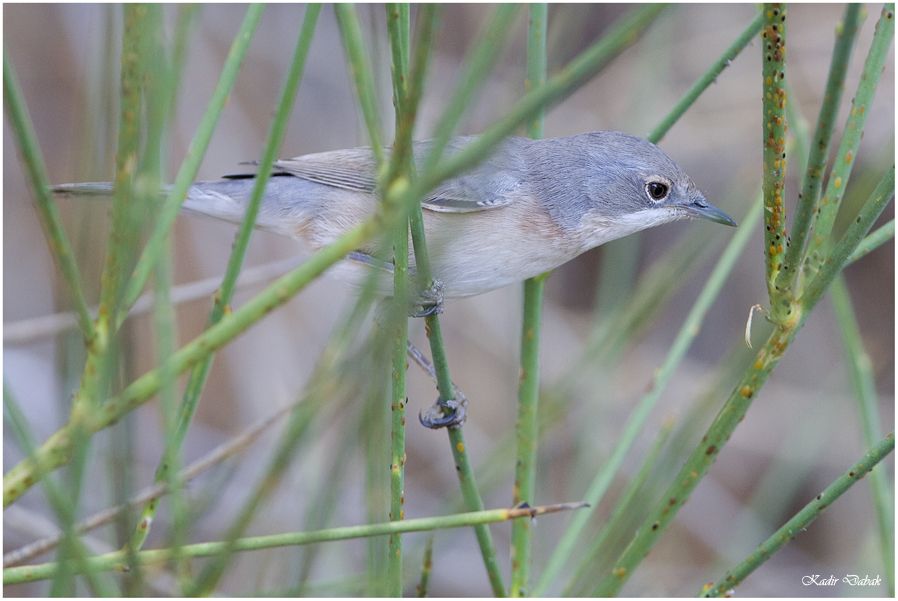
[4,257,303,345]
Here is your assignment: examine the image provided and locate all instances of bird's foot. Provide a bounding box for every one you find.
[408,279,444,318]
[418,396,467,429]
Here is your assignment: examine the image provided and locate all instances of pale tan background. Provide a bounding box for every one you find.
[4,4,894,596]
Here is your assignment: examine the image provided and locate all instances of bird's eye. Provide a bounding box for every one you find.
[645,181,670,201]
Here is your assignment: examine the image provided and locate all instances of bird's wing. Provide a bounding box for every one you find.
[267,140,524,213]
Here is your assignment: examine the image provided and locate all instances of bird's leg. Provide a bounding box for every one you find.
[408,278,444,318]
[406,340,468,429]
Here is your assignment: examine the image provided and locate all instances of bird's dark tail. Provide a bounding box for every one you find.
[51,182,116,196]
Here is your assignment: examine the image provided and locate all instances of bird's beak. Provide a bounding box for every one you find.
[684,196,737,227]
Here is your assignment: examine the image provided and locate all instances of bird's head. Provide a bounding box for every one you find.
[543,131,736,250]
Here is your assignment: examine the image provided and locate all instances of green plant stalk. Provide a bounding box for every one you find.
[386,3,412,595]
[116,5,264,328]
[168,4,201,123]
[415,535,434,597]
[830,275,894,592]
[803,4,894,279]
[784,81,810,179]
[566,419,675,596]
[846,219,894,264]
[335,4,385,165]
[802,165,894,307]
[122,3,181,558]
[186,356,351,595]
[776,4,863,294]
[648,9,763,143]
[420,4,519,172]
[510,5,547,598]
[534,197,762,597]
[130,5,321,558]
[702,434,895,597]
[3,2,665,509]
[760,4,789,309]
[380,4,513,595]
[3,59,95,340]
[4,503,586,586]
[595,167,894,597]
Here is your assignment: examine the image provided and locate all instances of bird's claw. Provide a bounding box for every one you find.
[408,280,444,318]
[418,396,466,429]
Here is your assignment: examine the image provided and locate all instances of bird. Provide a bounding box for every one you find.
[54,130,735,312]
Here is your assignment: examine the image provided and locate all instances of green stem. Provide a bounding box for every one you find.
[130,4,321,556]
[568,420,675,597]
[594,167,894,597]
[534,197,762,597]
[116,5,264,328]
[421,4,520,172]
[648,8,763,143]
[510,5,547,597]
[760,4,789,309]
[803,4,894,280]
[415,535,434,597]
[702,434,895,597]
[335,4,385,165]
[831,278,894,592]
[386,3,412,595]
[846,218,894,264]
[776,4,863,294]
[3,58,95,341]
[3,503,586,586]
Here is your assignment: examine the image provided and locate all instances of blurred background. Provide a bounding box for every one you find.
[3,3,894,596]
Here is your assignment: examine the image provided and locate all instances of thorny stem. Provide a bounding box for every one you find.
[775,4,863,294]
[702,434,895,597]
[760,4,789,313]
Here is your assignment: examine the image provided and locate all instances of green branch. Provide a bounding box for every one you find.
[831,276,894,592]
[4,502,587,586]
[803,4,894,280]
[761,4,789,309]
[386,3,415,594]
[510,5,547,597]
[702,434,894,597]
[131,3,321,556]
[846,219,894,265]
[776,4,863,293]
[116,5,264,327]
[648,8,763,143]
[3,58,95,341]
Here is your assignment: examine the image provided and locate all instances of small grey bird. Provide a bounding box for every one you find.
[55,131,735,306]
